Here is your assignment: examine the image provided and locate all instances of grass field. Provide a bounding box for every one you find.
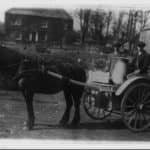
[1,90,150,142]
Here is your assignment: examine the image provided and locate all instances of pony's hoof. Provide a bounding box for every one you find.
[23,126,33,131]
[68,123,79,129]
[59,120,68,127]
[70,121,80,128]
[23,126,28,131]
[23,121,34,130]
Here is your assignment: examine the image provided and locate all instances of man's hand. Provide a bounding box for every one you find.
[133,69,140,74]
[128,56,134,63]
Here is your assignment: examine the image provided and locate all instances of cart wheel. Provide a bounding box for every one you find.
[121,82,150,132]
[83,88,112,120]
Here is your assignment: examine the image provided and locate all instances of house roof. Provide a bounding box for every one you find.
[0,22,5,34]
[6,8,72,20]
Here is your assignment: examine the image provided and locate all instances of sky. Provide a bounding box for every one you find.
[1,0,150,28]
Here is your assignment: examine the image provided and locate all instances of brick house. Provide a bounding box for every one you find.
[5,8,73,45]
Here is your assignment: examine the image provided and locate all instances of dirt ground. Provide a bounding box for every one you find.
[0,90,150,145]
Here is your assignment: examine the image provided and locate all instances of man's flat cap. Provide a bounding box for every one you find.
[137,41,146,48]
[113,41,122,48]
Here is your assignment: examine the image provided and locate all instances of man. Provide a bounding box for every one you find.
[113,41,122,55]
[128,41,150,77]
[110,41,127,84]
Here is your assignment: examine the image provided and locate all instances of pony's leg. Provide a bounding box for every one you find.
[71,94,81,126]
[59,89,73,126]
[23,89,34,130]
[71,85,85,126]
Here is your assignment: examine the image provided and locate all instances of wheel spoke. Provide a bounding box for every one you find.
[143,109,150,115]
[143,94,150,104]
[94,108,100,117]
[141,112,147,125]
[125,105,135,109]
[87,96,91,105]
[127,111,136,126]
[134,86,149,103]
[102,109,106,118]
[141,112,147,122]
[127,96,136,104]
[97,109,101,117]
[137,112,142,129]
[141,88,150,103]
[89,106,94,113]
[138,111,150,129]
[131,111,146,129]
[94,107,98,114]
[98,109,103,118]
[137,87,142,102]
[137,112,146,129]
[91,107,97,115]
[137,86,149,103]
[133,112,138,129]
[143,100,150,105]
[122,83,150,131]
[85,103,90,109]
[89,96,94,107]
[141,88,147,100]
[83,90,112,120]
[124,109,136,118]
[144,104,150,109]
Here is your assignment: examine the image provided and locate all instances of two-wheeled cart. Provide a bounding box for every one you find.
[82,55,150,132]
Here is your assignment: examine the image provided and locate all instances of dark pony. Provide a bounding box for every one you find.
[0,45,86,130]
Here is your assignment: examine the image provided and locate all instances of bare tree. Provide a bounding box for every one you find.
[76,9,91,44]
[137,10,150,32]
[112,11,126,41]
[125,10,147,51]
[105,11,113,38]
[89,9,106,44]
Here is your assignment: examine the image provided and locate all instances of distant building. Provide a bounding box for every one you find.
[5,8,73,45]
[0,22,5,41]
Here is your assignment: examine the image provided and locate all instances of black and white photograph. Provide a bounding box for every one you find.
[1,0,150,149]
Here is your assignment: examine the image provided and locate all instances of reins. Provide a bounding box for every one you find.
[0,60,117,92]
[16,68,116,92]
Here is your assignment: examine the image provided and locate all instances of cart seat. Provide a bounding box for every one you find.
[87,58,127,85]
[87,70,110,84]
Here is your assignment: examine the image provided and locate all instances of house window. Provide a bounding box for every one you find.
[41,22,48,28]
[64,24,68,30]
[16,33,22,41]
[29,33,32,42]
[11,18,22,26]
[44,34,48,41]
[40,32,48,41]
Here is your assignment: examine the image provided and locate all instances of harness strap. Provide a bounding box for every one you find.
[14,68,116,91]
[47,70,116,91]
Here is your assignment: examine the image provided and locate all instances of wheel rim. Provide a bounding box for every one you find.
[121,83,150,132]
[83,88,112,120]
